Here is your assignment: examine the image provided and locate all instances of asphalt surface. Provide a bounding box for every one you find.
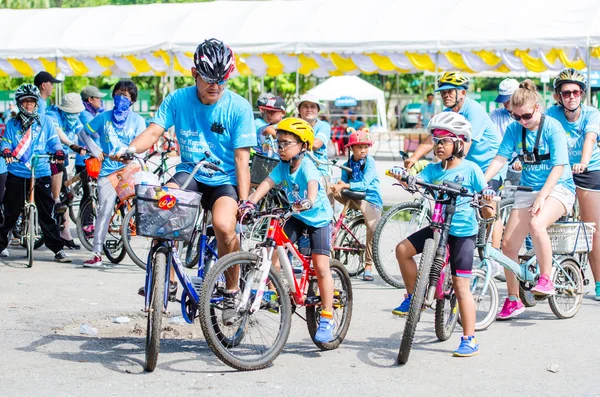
[1,153,599,396]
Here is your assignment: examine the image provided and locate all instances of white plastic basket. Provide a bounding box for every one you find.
[548,222,595,254]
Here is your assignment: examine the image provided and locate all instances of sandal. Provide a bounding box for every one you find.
[362,270,374,282]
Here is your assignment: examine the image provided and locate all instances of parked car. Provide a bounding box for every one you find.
[399,103,421,128]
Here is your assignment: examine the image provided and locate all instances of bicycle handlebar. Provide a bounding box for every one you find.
[304,151,352,173]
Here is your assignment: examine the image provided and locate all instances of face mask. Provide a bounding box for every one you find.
[63,112,80,131]
[111,95,132,129]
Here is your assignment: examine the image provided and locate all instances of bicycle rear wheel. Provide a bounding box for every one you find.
[434,265,458,341]
[333,216,366,277]
[306,259,353,350]
[145,248,167,372]
[549,257,584,319]
[198,251,292,371]
[122,208,153,270]
[103,205,127,264]
[374,201,430,289]
[398,238,434,365]
[26,206,36,268]
[76,200,95,252]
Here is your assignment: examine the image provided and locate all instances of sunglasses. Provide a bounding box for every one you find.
[560,89,583,99]
[432,137,459,146]
[511,107,537,121]
[276,140,300,150]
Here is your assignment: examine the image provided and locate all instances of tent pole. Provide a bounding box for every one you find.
[248,75,253,104]
[261,76,265,93]
[168,51,175,93]
[295,57,300,98]
[587,46,592,106]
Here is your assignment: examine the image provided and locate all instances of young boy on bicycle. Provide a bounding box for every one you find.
[390,112,491,357]
[246,117,335,343]
[255,96,286,159]
[330,129,382,281]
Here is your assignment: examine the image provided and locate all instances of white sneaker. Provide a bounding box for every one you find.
[0,248,9,257]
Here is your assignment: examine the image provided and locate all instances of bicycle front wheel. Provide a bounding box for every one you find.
[549,257,584,319]
[145,248,167,372]
[398,238,434,365]
[434,265,458,341]
[333,216,366,277]
[306,259,353,350]
[26,206,36,268]
[469,268,498,331]
[122,208,153,270]
[198,251,292,371]
[374,201,430,289]
[104,205,127,264]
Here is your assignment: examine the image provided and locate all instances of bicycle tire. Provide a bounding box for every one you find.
[76,200,95,252]
[477,198,515,260]
[549,257,584,319]
[434,265,458,341]
[68,203,77,224]
[26,206,35,268]
[122,208,152,270]
[306,259,353,350]
[374,201,430,289]
[198,251,291,371]
[16,212,44,250]
[333,216,366,277]
[103,206,127,264]
[519,283,538,308]
[470,268,498,331]
[185,228,201,269]
[145,248,167,372]
[398,238,435,365]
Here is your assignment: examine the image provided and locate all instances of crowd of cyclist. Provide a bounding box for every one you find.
[1,37,598,356]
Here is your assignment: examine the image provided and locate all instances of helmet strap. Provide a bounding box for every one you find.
[288,150,305,170]
[558,96,582,114]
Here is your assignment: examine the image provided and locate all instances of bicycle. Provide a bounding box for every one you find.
[134,157,227,372]
[387,169,499,365]
[198,205,353,371]
[474,197,589,322]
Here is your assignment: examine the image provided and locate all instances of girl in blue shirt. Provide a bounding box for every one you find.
[391,112,488,357]
[484,80,576,320]
[331,129,383,281]
[80,81,146,267]
[547,68,600,301]
[249,117,335,344]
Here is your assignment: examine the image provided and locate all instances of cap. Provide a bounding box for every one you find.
[81,86,107,101]
[295,93,325,111]
[58,93,85,114]
[256,92,275,108]
[34,71,62,87]
[495,78,520,103]
[259,96,286,112]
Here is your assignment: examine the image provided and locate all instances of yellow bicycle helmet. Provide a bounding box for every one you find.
[276,117,314,150]
[436,71,470,91]
[553,68,587,91]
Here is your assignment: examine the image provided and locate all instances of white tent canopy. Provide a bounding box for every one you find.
[308,76,388,130]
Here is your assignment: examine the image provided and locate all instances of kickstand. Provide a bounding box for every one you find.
[294,311,307,322]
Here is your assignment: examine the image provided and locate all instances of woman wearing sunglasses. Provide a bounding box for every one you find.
[546,68,600,301]
[483,80,575,320]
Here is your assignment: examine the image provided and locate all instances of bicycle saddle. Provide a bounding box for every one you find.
[341,189,366,201]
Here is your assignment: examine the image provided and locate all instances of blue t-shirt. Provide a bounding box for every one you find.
[445,98,505,180]
[255,124,278,159]
[420,102,436,125]
[268,156,333,228]
[1,115,61,178]
[497,116,575,192]
[546,105,600,172]
[254,117,268,133]
[341,155,383,209]
[312,119,331,175]
[419,159,488,237]
[37,97,47,116]
[76,109,100,166]
[84,110,146,178]
[152,87,256,187]
[489,107,513,137]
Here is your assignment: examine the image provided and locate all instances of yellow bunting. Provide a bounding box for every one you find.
[298,54,319,75]
[328,69,344,76]
[591,47,600,59]
[545,48,559,65]
[473,50,501,67]
[64,57,90,76]
[555,49,586,70]
[367,53,400,72]
[261,54,284,77]
[173,54,191,76]
[153,50,170,66]
[329,53,357,73]
[95,56,115,69]
[235,56,252,77]
[124,55,152,75]
[0,69,8,77]
[495,64,511,73]
[404,52,435,72]
[445,51,474,73]
[101,69,112,76]
[8,59,34,77]
[514,50,547,73]
[39,58,57,75]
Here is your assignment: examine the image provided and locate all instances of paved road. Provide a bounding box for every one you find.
[1,241,599,396]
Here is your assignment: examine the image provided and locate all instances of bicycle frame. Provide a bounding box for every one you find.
[428,199,452,305]
[331,201,363,254]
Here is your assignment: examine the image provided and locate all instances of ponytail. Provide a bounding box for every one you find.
[510,79,543,109]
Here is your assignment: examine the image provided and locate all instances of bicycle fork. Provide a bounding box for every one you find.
[239,246,274,313]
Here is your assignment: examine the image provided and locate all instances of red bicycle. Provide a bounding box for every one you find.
[198,206,353,371]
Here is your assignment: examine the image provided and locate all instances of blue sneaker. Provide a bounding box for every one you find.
[453,336,479,357]
[392,294,412,316]
[314,317,335,343]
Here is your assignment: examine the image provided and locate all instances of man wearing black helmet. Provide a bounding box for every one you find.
[129,38,255,324]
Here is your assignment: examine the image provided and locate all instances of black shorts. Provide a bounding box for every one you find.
[170,172,238,210]
[284,216,331,256]
[407,227,476,278]
[573,170,600,191]
[488,178,502,193]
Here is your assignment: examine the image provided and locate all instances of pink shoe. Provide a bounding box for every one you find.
[496,298,525,320]
[83,252,102,267]
[531,275,555,296]
[83,225,95,238]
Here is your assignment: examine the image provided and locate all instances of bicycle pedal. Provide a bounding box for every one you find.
[305,295,321,306]
[190,276,203,295]
[105,240,119,250]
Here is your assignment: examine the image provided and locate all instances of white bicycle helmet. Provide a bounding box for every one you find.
[427,112,472,142]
